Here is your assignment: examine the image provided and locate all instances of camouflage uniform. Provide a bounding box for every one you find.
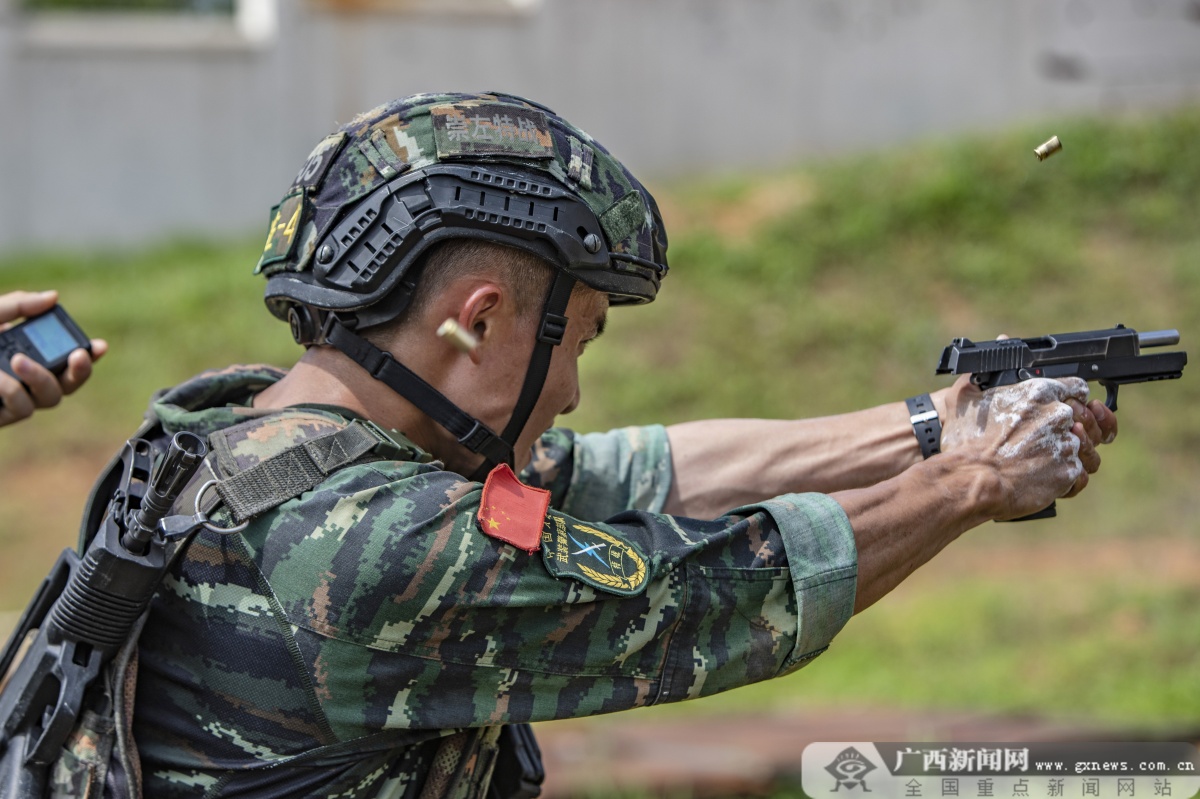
[128,365,858,798]
[91,92,861,798]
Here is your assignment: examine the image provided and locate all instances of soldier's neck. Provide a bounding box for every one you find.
[253,346,442,452]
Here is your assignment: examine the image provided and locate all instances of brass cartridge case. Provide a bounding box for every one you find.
[1034,136,1063,161]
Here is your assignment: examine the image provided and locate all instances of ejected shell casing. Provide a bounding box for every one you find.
[437,318,479,354]
[1034,136,1063,161]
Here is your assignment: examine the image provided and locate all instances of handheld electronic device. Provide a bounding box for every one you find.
[0,305,92,381]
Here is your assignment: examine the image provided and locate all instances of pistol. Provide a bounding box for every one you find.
[935,325,1186,521]
[936,325,1187,412]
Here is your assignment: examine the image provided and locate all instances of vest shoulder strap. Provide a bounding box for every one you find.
[208,412,418,524]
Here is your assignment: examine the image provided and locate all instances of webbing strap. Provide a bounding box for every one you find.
[418,727,503,799]
[215,422,386,523]
[500,270,575,447]
[325,319,514,467]
[462,270,578,483]
[324,270,574,482]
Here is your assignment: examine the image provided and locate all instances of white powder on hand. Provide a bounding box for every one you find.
[948,377,1087,483]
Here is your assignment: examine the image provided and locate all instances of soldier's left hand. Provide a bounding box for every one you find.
[1060,394,1117,497]
[936,372,1118,498]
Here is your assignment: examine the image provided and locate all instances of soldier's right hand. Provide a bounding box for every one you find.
[0,290,107,427]
[942,377,1089,521]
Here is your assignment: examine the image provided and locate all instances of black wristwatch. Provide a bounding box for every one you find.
[905,393,942,459]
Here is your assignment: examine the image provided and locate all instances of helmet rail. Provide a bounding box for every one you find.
[267,163,663,331]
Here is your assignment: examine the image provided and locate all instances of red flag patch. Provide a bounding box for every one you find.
[477,463,551,553]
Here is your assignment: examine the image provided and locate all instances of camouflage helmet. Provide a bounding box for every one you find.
[253,92,669,477]
[256,91,669,334]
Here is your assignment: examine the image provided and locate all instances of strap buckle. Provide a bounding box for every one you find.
[458,421,512,465]
[317,311,339,347]
[318,312,361,347]
[361,420,418,461]
[537,313,568,345]
[366,349,396,380]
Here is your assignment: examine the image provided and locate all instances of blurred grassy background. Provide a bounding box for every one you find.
[0,109,1196,729]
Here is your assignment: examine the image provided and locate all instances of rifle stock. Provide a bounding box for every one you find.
[0,432,206,794]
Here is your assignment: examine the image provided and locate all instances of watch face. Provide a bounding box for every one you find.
[24,314,78,363]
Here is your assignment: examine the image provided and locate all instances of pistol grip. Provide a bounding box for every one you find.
[999,501,1057,523]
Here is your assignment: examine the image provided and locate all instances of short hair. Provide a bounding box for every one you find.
[360,239,554,349]
[406,239,555,321]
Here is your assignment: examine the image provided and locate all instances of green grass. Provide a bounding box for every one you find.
[573,109,1200,540]
[1,108,1198,730]
[0,238,299,460]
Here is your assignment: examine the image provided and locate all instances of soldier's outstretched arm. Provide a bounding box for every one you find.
[662,376,1115,519]
[830,378,1091,612]
[664,400,927,518]
[663,378,1108,614]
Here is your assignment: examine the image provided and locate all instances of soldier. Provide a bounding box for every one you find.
[63,92,1115,798]
[0,290,106,427]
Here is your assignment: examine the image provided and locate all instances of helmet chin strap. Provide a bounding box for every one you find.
[322,270,577,483]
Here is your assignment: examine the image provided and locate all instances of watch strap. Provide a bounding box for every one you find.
[905,394,942,459]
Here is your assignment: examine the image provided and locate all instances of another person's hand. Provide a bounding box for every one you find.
[0,290,107,427]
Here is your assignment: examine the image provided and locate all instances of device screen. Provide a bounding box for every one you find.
[24,314,80,363]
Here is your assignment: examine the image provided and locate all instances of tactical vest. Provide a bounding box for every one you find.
[46,410,539,799]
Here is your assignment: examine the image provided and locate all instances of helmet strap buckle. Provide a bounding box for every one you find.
[537,313,568,346]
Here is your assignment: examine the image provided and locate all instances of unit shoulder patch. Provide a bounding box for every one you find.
[476,464,551,553]
[541,513,650,597]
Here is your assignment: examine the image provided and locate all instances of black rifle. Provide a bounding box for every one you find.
[936,324,1187,519]
[0,432,207,797]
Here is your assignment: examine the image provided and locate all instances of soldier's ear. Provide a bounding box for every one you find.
[456,282,508,365]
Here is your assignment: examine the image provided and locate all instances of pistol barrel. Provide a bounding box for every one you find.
[1138,329,1180,349]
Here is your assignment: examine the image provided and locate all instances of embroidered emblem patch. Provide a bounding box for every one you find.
[256,190,309,272]
[541,513,649,597]
[292,131,347,190]
[477,464,551,553]
[430,103,555,160]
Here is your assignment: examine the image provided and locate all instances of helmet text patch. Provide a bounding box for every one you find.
[431,103,555,161]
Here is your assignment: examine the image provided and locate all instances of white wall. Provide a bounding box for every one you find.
[0,0,1198,252]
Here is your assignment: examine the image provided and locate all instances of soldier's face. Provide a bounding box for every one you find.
[511,288,608,471]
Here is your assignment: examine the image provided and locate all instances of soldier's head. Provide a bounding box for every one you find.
[255,92,668,478]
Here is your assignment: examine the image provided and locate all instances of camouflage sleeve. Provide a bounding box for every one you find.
[521,425,673,517]
[221,463,855,739]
